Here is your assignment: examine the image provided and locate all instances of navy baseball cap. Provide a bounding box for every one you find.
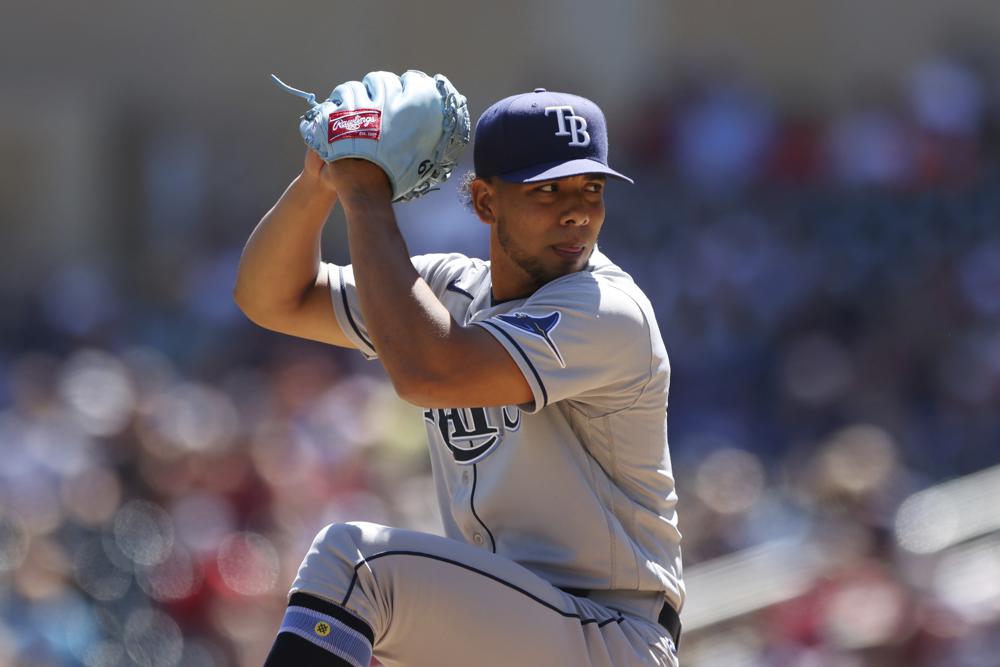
[473,88,633,184]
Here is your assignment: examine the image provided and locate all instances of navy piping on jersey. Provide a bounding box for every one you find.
[340,550,625,628]
[489,290,521,307]
[338,267,375,352]
[476,320,549,408]
[470,465,497,552]
[446,279,474,300]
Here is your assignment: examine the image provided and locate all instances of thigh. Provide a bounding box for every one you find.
[292,522,666,667]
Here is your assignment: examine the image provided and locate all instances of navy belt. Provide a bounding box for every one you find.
[559,588,681,649]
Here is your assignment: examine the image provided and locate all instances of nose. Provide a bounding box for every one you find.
[559,197,591,227]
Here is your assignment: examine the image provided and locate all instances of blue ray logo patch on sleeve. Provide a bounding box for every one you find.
[496,311,566,367]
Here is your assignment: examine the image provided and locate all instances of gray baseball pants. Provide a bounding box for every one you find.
[278,521,678,667]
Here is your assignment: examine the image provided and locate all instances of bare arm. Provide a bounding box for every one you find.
[233,151,356,348]
[331,159,533,408]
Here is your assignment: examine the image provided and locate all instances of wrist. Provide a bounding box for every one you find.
[293,171,338,204]
[340,193,398,232]
[328,160,394,211]
[338,184,394,215]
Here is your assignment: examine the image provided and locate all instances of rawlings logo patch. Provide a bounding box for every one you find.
[327,109,382,143]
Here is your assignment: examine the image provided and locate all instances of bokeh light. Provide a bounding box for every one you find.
[136,545,202,602]
[73,538,132,602]
[695,448,766,515]
[249,420,320,488]
[822,572,908,649]
[179,638,228,667]
[819,424,897,496]
[216,532,280,597]
[137,383,240,458]
[781,333,854,406]
[82,640,126,667]
[15,537,71,601]
[113,500,175,568]
[123,608,184,667]
[23,411,96,477]
[57,349,136,438]
[170,492,236,554]
[61,465,123,527]
[4,475,64,536]
[0,511,29,573]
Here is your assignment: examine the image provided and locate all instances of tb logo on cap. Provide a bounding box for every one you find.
[544,106,590,147]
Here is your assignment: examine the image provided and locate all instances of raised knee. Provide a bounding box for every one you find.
[312,522,360,552]
[314,521,389,551]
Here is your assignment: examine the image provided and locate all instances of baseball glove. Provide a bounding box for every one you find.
[272,70,471,202]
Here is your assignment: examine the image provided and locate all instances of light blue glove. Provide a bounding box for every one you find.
[273,70,470,202]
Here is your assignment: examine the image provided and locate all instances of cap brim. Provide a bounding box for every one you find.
[498,158,634,184]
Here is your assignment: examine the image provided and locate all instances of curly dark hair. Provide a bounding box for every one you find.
[456,169,478,211]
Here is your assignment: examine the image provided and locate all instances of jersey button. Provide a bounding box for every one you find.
[473,533,485,545]
[462,471,470,483]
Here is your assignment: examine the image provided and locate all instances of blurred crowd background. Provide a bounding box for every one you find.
[3,2,1000,666]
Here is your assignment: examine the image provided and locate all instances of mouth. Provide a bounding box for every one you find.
[552,244,586,259]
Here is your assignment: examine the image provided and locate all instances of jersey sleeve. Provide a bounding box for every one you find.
[327,262,378,359]
[473,275,655,414]
[326,253,479,360]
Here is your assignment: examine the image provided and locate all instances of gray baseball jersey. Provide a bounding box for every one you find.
[327,247,684,613]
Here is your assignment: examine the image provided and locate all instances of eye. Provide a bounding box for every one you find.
[585,182,604,193]
[536,183,557,193]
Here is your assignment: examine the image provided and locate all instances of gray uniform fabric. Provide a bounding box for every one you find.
[306,248,682,666]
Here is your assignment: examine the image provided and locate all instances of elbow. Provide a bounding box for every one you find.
[386,332,474,407]
[232,282,275,328]
[232,283,258,322]
[231,270,281,327]
[391,371,431,407]
[390,367,450,408]
[232,268,250,312]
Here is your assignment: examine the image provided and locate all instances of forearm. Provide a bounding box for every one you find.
[342,194,456,391]
[234,173,338,316]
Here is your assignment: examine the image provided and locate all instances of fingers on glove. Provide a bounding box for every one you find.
[400,70,432,93]
[434,73,459,100]
[362,71,402,107]
[328,80,370,109]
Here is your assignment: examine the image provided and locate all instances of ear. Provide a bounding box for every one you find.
[470,178,497,224]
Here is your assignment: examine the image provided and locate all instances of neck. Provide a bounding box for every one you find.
[488,234,540,302]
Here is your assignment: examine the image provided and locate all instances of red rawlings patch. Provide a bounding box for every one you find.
[327,108,382,143]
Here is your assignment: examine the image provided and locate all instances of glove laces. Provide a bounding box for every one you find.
[270,74,317,107]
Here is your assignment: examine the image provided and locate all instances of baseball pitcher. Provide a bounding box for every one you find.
[234,70,684,667]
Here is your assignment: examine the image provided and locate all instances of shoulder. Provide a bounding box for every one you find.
[411,252,483,273]
[529,248,652,328]
[411,253,489,288]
